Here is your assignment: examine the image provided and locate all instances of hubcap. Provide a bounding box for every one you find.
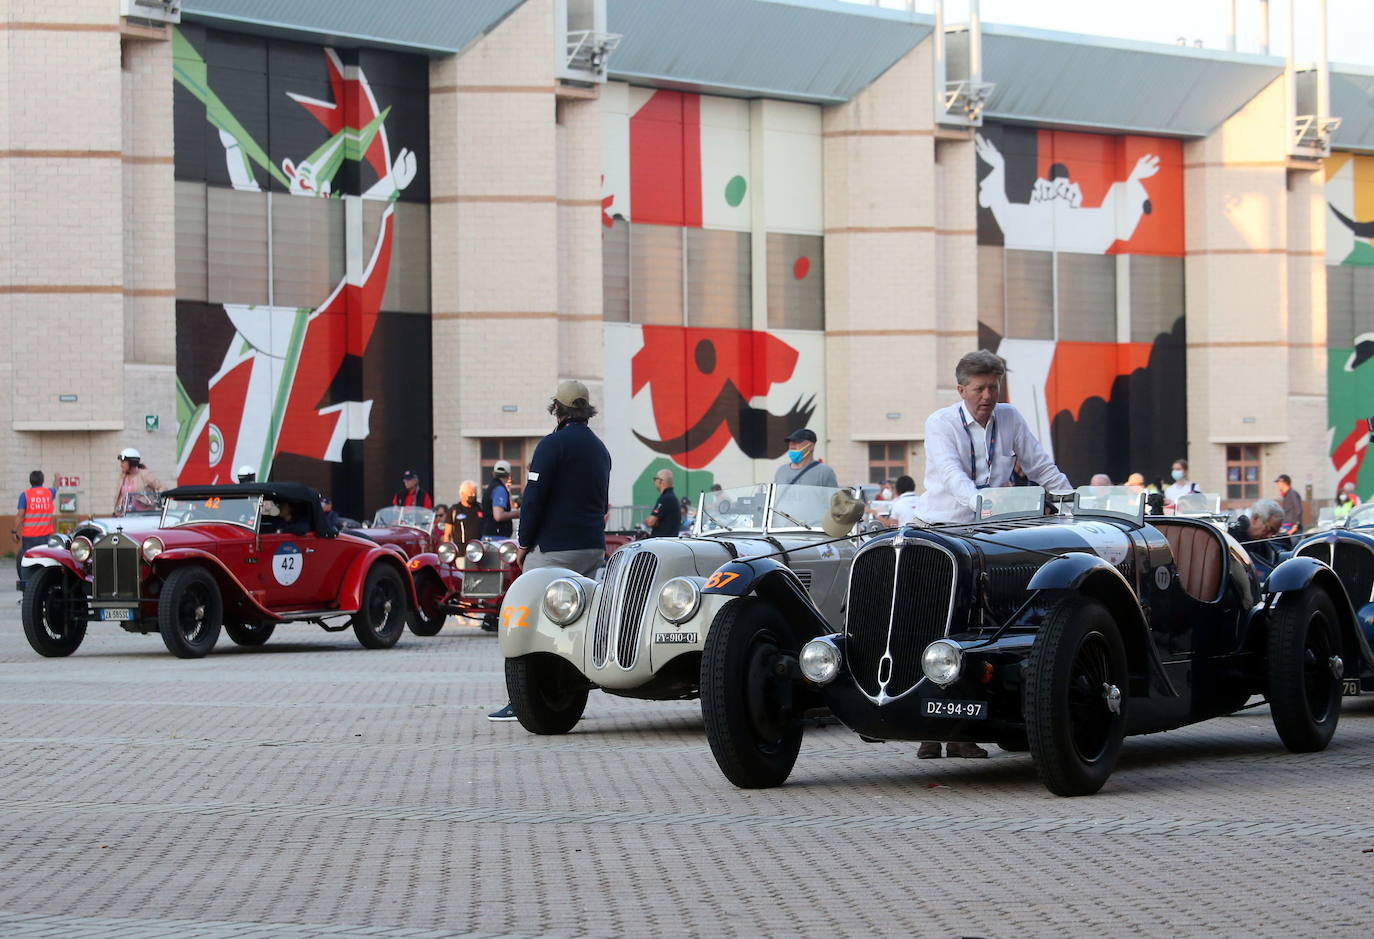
[1103,683,1122,715]
[1067,631,1118,763]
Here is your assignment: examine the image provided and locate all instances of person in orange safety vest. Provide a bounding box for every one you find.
[13,470,56,591]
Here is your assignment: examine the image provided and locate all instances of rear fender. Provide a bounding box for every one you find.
[701,557,833,642]
[340,548,420,612]
[154,548,280,622]
[404,553,462,599]
[498,567,594,661]
[1027,553,1172,697]
[19,546,87,580]
[1266,557,1373,675]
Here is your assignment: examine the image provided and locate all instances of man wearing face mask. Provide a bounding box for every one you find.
[774,428,838,488]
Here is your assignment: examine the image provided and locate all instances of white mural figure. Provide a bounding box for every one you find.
[976,133,1159,254]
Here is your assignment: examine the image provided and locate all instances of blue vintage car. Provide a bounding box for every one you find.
[1293,500,1374,695]
[696,486,1369,797]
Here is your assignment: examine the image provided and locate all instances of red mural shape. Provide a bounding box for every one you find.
[631,326,815,468]
[629,90,702,228]
[1044,342,1155,423]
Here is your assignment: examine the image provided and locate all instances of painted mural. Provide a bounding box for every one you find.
[975,122,1187,486]
[601,85,825,506]
[1324,153,1374,498]
[172,25,430,518]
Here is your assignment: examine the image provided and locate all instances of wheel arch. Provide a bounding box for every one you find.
[154,549,278,622]
[340,548,420,612]
[1267,560,1372,676]
[701,557,833,643]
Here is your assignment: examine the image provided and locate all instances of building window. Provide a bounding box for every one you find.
[868,442,907,485]
[480,439,527,495]
[1226,445,1261,502]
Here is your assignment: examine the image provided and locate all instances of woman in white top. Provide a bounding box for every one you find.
[1163,458,1198,507]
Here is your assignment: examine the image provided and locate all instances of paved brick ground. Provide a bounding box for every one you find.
[2,599,1373,938]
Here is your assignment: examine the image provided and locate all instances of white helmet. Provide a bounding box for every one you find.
[236,465,257,482]
[118,447,142,463]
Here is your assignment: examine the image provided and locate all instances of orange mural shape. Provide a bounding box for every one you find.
[1044,341,1155,423]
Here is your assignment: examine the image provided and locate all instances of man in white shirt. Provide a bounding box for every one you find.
[916,349,1072,526]
[887,475,921,527]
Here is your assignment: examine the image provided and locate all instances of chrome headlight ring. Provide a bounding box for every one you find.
[497,541,520,566]
[436,541,458,565]
[464,540,486,565]
[70,536,93,564]
[657,577,701,624]
[921,639,964,687]
[140,536,165,563]
[543,578,587,626]
[799,636,842,685]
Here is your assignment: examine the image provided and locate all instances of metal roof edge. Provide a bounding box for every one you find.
[181,9,461,54]
[1333,62,1374,77]
[981,21,1285,68]
[758,0,933,25]
[981,111,1207,139]
[605,69,848,105]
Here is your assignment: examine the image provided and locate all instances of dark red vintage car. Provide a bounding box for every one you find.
[19,482,448,659]
[353,505,463,636]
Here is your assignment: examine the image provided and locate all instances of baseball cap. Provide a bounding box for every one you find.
[402,469,418,480]
[555,379,591,408]
[784,428,817,444]
[1275,474,1292,485]
[493,459,512,476]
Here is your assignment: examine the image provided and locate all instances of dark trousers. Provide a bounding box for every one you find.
[16,535,46,588]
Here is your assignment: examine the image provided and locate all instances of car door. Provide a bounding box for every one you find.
[255,530,358,612]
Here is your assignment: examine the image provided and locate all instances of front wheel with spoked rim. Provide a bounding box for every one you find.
[157,566,223,659]
[1267,585,1342,752]
[406,575,447,637]
[701,598,803,788]
[352,564,407,649]
[1024,595,1128,797]
[22,566,89,657]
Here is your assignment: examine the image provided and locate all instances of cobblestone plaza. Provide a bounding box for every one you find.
[2,606,1372,938]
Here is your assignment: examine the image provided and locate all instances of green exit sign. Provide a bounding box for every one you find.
[145,414,159,431]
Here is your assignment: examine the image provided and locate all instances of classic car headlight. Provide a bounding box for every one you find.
[922,639,964,686]
[141,536,165,562]
[543,578,586,626]
[657,577,700,623]
[46,534,65,548]
[498,541,520,566]
[437,541,458,565]
[800,637,842,685]
[70,536,93,563]
[464,540,486,564]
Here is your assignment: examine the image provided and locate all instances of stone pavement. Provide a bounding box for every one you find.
[2,600,1373,938]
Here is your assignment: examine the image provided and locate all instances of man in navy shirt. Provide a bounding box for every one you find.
[490,379,611,721]
[643,468,680,538]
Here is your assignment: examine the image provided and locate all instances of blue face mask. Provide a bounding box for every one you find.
[1171,469,1184,481]
[788,448,805,465]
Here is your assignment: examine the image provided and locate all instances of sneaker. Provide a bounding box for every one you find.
[487,704,518,722]
[946,741,989,759]
[917,741,943,759]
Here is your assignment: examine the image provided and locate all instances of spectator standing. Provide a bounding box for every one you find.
[432,504,449,541]
[13,471,57,590]
[1333,482,1360,521]
[114,448,165,516]
[774,428,839,487]
[452,481,483,544]
[887,475,921,527]
[1125,472,1146,493]
[1163,459,1198,509]
[1275,474,1303,535]
[489,379,611,722]
[1089,473,1113,487]
[319,494,342,531]
[481,461,519,538]
[915,349,1072,759]
[643,468,681,538]
[392,469,434,509]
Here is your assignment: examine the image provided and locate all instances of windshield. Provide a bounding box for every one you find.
[371,506,436,531]
[161,494,261,531]
[1073,486,1145,524]
[769,485,849,531]
[1348,502,1374,529]
[119,491,162,515]
[974,486,1046,521]
[696,485,770,534]
[1173,492,1221,516]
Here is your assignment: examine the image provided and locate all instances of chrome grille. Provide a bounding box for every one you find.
[794,569,814,591]
[591,549,627,668]
[614,552,658,669]
[93,533,140,602]
[845,540,955,701]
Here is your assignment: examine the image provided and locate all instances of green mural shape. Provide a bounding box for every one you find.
[1328,347,1374,496]
[724,175,747,208]
[631,459,716,512]
[1342,241,1374,266]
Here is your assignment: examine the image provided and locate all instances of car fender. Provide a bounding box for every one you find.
[154,548,281,622]
[498,567,593,662]
[701,556,834,641]
[404,553,462,598]
[18,546,86,579]
[1265,556,1374,673]
[339,547,420,612]
[1026,552,1173,697]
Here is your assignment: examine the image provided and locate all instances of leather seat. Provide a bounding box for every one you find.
[1157,520,1224,601]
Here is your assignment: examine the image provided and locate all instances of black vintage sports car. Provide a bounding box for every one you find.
[696,486,1369,797]
[1293,500,1374,696]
